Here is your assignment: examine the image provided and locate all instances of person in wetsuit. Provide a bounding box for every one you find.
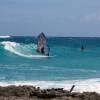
[41,47,45,54]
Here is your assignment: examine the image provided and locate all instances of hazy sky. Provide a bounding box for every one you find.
[0,0,100,36]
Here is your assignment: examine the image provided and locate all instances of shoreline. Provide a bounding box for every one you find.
[0,85,99,100]
[0,78,100,93]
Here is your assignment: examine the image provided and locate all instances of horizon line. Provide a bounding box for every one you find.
[2,35,100,38]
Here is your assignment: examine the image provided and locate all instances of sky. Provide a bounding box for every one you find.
[0,0,100,36]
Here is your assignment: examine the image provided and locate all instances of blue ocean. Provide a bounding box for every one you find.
[0,36,100,93]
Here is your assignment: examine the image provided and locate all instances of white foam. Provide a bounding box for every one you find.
[1,41,49,59]
[0,36,11,38]
[0,78,100,93]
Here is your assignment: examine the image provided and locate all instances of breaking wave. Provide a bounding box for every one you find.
[1,41,49,58]
[0,36,11,38]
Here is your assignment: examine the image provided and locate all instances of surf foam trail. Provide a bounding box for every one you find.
[1,41,48,58]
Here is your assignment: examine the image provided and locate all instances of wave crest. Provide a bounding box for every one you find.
[1,41,48,58]
[0,36,11,38]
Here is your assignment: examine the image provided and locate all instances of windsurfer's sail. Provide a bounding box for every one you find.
[36,32,50,56]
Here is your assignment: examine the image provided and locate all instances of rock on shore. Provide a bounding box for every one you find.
[0,85,99,100]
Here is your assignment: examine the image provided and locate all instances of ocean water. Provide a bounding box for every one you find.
[0,36,100,93]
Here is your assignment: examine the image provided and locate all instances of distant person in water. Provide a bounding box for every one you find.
[81,45,84,51]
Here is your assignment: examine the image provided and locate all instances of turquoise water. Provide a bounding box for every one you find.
[0,36,100,92]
